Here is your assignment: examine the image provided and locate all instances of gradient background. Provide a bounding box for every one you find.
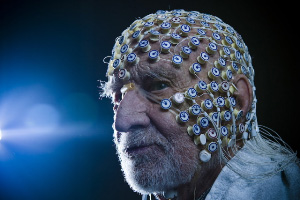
[0,0,298,199]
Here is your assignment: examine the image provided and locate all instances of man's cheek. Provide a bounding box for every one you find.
[149,111,176,130]
[113,130,121,145]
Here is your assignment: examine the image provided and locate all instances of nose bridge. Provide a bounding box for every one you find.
[114,88,150,132]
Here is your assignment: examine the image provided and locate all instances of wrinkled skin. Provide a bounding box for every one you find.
[111,30,253,199]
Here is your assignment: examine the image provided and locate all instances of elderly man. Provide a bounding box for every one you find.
[101,9,300,200]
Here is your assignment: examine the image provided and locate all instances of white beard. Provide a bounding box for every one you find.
[114,124,199,194]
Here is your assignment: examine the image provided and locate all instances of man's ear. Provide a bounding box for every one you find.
[233,74,253,114]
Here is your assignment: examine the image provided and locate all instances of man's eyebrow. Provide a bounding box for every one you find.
[140,65,177,81]
[109,64,178,93]
[110,77,124,93]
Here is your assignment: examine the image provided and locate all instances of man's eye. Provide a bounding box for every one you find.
[114,92,123,103]
[147,81,169,91]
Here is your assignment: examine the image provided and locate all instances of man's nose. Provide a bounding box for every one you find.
[114,89,150,132]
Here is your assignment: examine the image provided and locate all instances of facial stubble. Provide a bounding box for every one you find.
[113,123,200,195]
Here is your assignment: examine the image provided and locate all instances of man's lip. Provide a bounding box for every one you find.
[125,144,155,156]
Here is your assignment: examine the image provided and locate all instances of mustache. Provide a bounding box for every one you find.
[114,125,171,154]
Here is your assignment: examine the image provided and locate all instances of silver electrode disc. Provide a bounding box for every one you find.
[208,142,218,152]
[193,124,201,135]
[210,81,219,92]
[212,32,221,41]
[181,24,191,33]
[139,40,149,48]
[204,99,213,109]
[216,96,225,107]
[192,63,201,73]
[197,29,206,35]
[221,126,228,136]
[161,99,172,109]
[199,150,211,162]
[187,88,197,98]
[191,104,201,115]
[127,53,137,62]
[223,110,232,121]
[173,93,185,104]
[120,44,129,54]
[199,117,209,128]
[178,111,189,122]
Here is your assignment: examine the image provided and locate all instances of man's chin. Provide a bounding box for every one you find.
[121,160,177,194]
[119,152,196,194]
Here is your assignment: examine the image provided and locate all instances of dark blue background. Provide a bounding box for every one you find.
[0,0,298,199]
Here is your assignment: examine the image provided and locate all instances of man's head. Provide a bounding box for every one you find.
[101,9,256,196]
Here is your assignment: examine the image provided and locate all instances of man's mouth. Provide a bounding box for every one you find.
[125,144,157,156]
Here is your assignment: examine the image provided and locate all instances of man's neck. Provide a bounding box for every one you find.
[177,164,222,200]
[155,163,223,200]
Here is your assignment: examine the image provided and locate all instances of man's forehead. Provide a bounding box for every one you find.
[112,60,179,87]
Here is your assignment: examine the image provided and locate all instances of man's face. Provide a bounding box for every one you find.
[111,35,217,194]
[105,10,255,197]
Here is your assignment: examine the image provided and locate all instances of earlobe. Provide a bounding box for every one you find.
[233,74,253,114]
